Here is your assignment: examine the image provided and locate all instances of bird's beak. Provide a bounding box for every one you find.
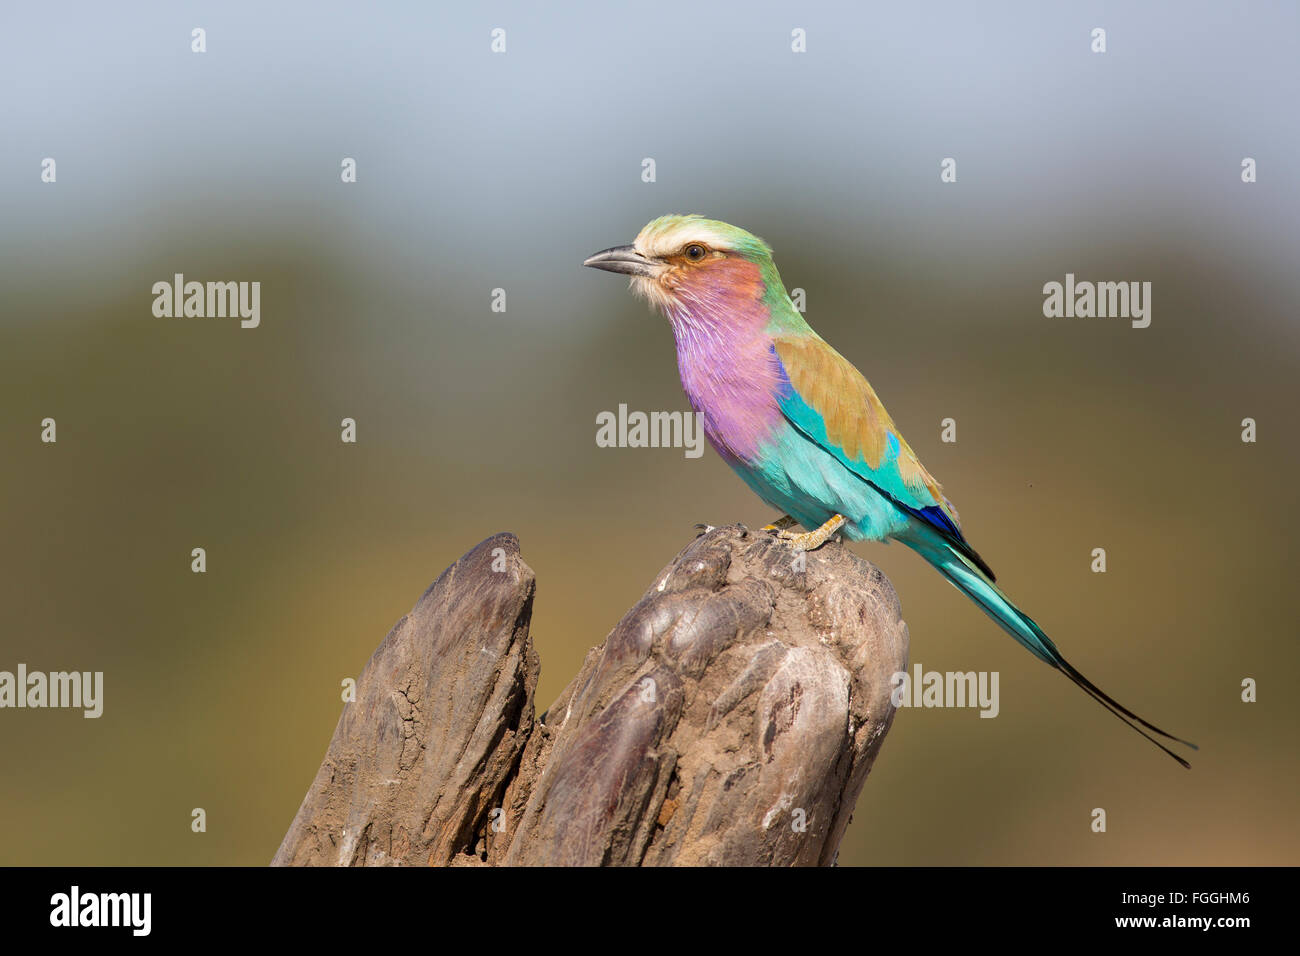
[583,244,659,278]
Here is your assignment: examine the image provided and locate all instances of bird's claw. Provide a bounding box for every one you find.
[775,514,847,551]
[760,514,800,534]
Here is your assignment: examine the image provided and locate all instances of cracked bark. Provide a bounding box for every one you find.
[271,524,908,867]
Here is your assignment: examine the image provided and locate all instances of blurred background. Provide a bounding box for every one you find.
[1,1,1297,865]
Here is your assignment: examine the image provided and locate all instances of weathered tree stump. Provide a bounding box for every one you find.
[272,524,908,867]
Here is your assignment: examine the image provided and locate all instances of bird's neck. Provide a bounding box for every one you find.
[663,261,797,463]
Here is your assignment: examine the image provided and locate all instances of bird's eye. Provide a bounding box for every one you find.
[684,244,707,261]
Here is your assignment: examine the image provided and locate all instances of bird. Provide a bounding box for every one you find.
[584,214,1195,768]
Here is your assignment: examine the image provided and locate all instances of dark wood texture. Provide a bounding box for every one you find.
[273,524,908,867]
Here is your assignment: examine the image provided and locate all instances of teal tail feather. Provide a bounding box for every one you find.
[902,529,1197,768]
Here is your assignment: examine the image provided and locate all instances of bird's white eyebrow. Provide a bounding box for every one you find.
[638,231,730,259]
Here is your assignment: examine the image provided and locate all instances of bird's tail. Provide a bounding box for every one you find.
[900,528,1197,768]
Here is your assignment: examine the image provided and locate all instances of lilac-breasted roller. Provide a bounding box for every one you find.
[585,214,1195,767]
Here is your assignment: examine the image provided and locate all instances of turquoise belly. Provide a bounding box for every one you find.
[731,424,909,542]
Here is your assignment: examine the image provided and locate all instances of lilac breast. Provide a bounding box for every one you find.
[668,312,787,466]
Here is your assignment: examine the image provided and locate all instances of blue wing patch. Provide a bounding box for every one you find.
[916,503,963,541]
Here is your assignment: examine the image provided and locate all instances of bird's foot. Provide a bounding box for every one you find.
[759,514,799,533]
[776,514,846,551]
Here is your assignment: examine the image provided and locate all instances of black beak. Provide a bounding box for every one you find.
[582,244,658,278]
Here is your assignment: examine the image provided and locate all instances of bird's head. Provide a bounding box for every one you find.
[583,215,783,318]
